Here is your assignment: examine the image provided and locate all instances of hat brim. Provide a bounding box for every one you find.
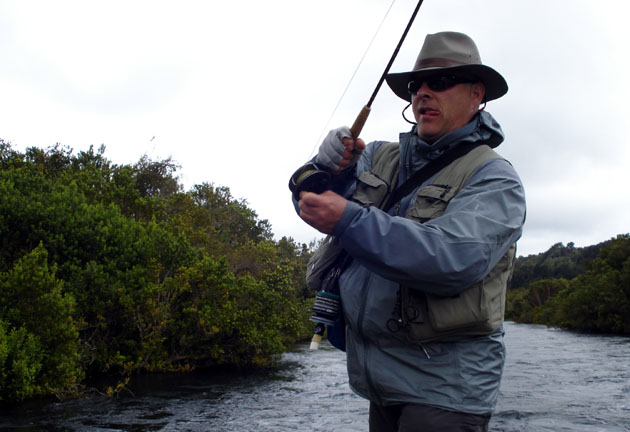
[386,64,508,102]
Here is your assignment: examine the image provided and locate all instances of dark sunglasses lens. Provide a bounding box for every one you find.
[407,81,420,94]
[427,76,457,91]
[407,76,463,94]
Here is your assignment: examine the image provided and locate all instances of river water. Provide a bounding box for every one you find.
[1,322,628,431]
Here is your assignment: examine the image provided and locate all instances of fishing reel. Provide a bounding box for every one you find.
[288,163,332,201]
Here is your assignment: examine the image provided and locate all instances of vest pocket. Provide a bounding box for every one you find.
[401,282,499,342]
[406,184,455,223]
[401,246,514,342]
[352,171,392,209]
[424,283,490,331]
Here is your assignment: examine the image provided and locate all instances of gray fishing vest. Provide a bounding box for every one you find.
[307,141,516,342]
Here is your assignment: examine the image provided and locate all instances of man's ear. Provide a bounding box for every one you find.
[471,82,486,106]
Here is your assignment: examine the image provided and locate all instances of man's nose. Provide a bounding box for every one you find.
[412,82,432,99]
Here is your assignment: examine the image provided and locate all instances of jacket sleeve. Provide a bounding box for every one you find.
[333,158,526,296]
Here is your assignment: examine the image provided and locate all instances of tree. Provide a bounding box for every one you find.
[507,235,630,335]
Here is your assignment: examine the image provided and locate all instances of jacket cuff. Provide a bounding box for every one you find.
[333,200,362,237]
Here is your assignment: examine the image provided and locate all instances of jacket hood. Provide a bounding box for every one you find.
[470,110,505,149]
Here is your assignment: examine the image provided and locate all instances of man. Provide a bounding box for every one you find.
[292,32,526,431]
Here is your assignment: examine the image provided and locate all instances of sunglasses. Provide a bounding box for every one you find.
[407,75,474,94]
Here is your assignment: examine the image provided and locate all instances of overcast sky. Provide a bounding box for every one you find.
[1,0,628,257]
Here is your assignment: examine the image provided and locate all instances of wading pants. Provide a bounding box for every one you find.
[369,403,490,432]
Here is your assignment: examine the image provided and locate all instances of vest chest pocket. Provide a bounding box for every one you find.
[406,184,456,223]
[352,171,392,209]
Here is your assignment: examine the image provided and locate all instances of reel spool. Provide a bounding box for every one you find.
[288,163,332,201]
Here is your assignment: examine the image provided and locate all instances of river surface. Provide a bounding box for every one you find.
[1,322,629,431]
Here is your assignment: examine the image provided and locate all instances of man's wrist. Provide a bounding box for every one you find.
[332,200,362,238]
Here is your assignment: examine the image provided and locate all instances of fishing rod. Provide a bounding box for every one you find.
[302,0,426,350]
[290,0,424,200]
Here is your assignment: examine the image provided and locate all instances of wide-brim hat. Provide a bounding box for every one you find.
[386,31,508,102]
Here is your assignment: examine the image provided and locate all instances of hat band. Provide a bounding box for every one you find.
[415,57,469,70]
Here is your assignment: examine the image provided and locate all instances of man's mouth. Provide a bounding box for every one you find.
[419,107,440,117]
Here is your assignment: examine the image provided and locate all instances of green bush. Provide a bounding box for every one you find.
[0,320,44,401]
[0,141,315,401]
[0,245,81,400]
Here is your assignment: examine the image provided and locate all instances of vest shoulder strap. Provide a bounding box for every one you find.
[430,144,501,192]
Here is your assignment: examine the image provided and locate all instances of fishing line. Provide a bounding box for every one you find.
[308,0,397,158]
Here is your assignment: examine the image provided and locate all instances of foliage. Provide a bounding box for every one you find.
[0,320,43,402]
[0,140,314,402]
[507,234,630,335]
[510,241,607,290]
[0,245,81,401]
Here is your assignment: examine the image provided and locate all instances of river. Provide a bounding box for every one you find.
[1,322,628,431]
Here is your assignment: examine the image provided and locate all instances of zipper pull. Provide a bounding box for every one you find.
[419,343,431,359]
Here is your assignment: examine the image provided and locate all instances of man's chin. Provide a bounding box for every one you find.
[417,130,438,144]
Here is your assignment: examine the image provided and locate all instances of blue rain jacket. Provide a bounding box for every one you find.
[298,111,526,415]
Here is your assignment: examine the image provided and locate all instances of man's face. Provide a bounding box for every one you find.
[410,75,485,143]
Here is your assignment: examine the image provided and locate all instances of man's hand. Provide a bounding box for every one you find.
[298,190,348,234]
[317,126,366,173]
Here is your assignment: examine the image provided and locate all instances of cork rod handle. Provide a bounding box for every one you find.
[350,105,371,139]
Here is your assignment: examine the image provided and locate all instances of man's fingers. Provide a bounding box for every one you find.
[341,137,359,155]
[298,191,319,215]
[299,190,318,204]
[298,190,346,235]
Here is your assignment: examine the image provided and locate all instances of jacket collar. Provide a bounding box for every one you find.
[398,111,504,181]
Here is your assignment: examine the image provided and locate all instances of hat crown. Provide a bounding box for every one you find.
[414,32,482,70]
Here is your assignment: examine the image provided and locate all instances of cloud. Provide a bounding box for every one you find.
[0,0,628,258]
